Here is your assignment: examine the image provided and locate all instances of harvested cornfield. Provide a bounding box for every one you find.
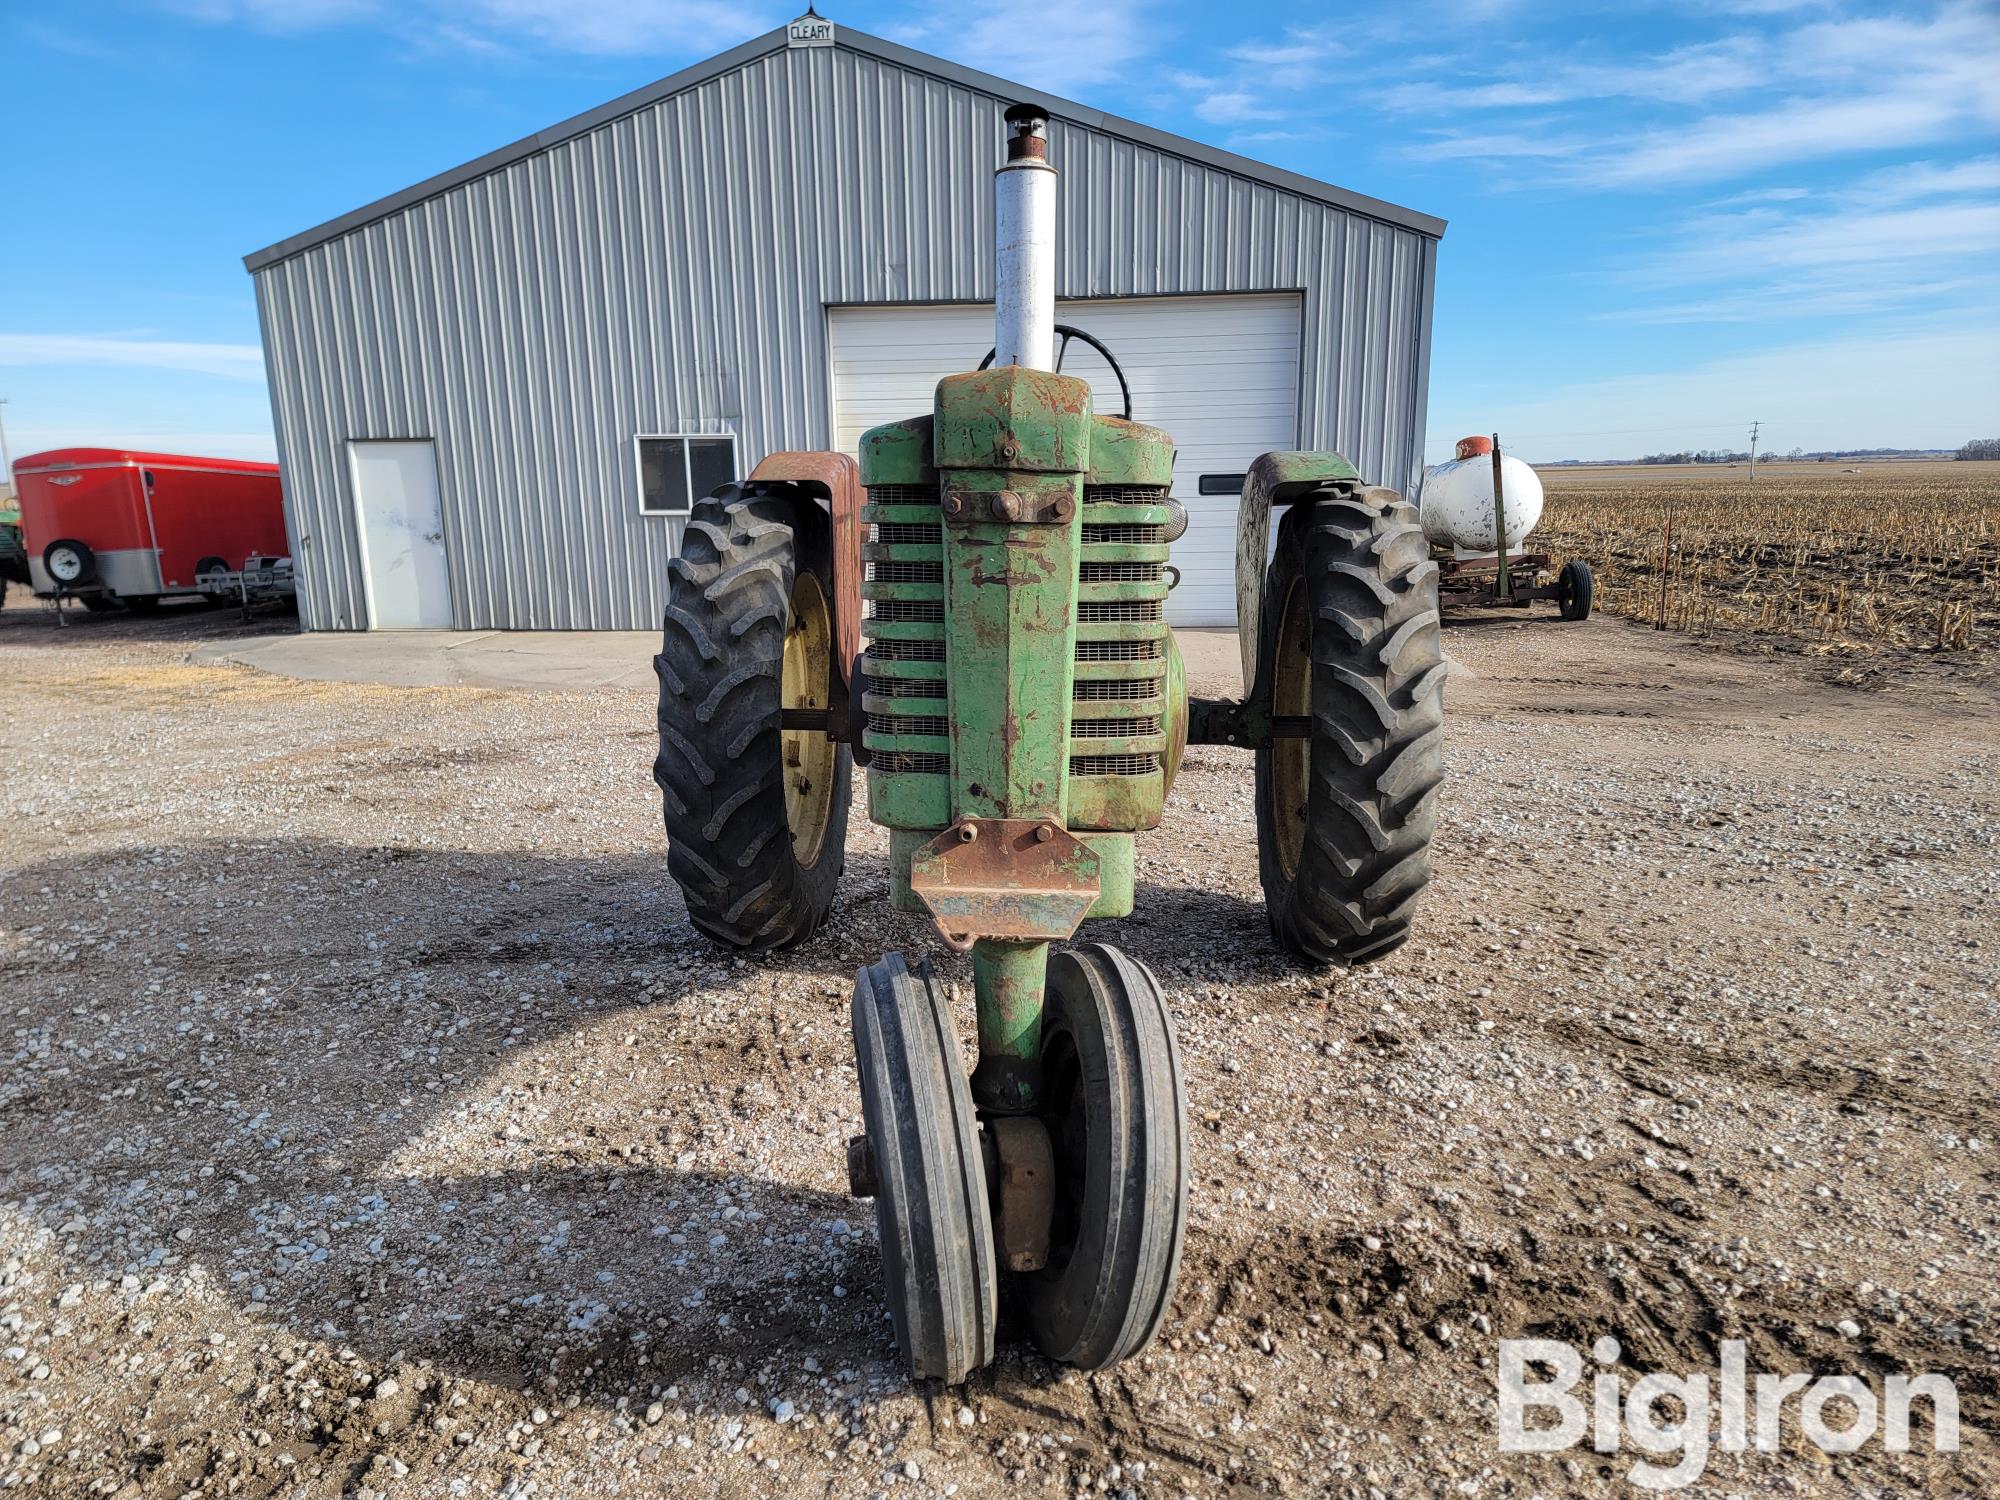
[1535,460,2000,662]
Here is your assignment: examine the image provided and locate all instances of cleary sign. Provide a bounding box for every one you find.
[787,9,834,46]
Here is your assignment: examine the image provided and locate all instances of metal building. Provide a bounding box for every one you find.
[246,14,1444,632]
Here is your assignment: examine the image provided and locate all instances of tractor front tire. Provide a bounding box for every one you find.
[1254,487,1445,966]
[653,484,851,950]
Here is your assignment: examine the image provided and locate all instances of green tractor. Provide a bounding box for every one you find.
[654,105,1443,1383]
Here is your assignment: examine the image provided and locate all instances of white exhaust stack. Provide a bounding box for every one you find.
[994,104,1056,371]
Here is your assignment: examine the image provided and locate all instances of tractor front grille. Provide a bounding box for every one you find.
[1081,561,1164,584]
[865,676,946,699]
[874,521,942,547]
[866,638,945,662]
[1075,639,1162,662]
[1071,482,1171,779]
[871,598,946,624]
[1083,522,1167,545]
[864,477,949,783]
[868,713,950,738]
[868,560,943,584]
[1072,753,1162,777]
[1073,716,1162,738]
[1074,678,1156,700]
[863,479,1174,789]
[1078,599,1165,623]
[876,751,950,775]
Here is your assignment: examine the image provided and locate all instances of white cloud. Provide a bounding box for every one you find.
[1431,320,2000,461]
[1381,3,2000,187]
[1849,155,2000,205]
[0,333,267,381]
[885,1,1157,95]
[1592,91,1976,187]
[1194,91,1283,125]
[1605,146,2000,325]
[158,0,777,56]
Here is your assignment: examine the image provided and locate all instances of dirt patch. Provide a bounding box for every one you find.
[1,601,1994,1497]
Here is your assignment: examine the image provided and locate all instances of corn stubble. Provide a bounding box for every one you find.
[1534,460,1998,658]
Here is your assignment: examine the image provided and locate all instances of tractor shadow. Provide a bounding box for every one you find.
[0,838,927,1402]
[0,825,1310,1408]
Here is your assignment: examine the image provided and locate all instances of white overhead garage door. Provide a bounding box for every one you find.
[828,294,1301,627]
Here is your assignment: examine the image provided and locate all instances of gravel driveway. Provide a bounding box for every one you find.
[1,596,1993,1498]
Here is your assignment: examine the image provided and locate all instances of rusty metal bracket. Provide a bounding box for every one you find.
[982,1116,1055,1271]
[749,451,863,694]
[908,818,1101,952]
[940,482,1076,525]
[1186,695,1310,748]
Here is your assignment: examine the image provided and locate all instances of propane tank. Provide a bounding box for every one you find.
[1418,435,1544,558]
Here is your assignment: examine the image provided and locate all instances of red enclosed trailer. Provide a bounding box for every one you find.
[15,448,287,609]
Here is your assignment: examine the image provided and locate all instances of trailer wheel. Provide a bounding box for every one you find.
[1557,560,1594,622]
[124,596,162,614]
[653,482,851,950]
[1254,487,1445,966]
[43,540,96,588]
[78,594,122,614]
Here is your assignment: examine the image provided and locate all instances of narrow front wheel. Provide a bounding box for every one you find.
[850,952,998,1383]
[1020,943,1187,1369]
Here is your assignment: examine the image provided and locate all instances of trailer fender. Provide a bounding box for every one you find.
[1233,451,1364,694]
[747,452,864,695]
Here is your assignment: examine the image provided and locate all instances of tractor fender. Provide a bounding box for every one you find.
[748,451,864,693]
[1233,451,1365,694]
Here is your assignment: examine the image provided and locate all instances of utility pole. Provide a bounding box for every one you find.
[0,399,12,497]
[1749,420,1760,481]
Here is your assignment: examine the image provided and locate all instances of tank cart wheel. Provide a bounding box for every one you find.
[850,952,997,1383]
[43,540,96,588]
[1021,943,1187,1370]
[653,483,852,950]
[1255,487,1445,966]
[1557,560,1594,622]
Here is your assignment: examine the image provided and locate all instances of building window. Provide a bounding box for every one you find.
[636,434,737,517]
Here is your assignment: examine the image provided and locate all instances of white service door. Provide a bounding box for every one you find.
[829,294,1301,626]
[348,440,452,630]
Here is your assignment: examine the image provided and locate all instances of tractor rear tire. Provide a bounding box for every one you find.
[1557,560,1594,621]
[653,483,852,950]
[1254,487,1445,966]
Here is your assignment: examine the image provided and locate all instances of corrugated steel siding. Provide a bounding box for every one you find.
[253,44,1437,631]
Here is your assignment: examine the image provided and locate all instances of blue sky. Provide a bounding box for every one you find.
[3,0,1996,467]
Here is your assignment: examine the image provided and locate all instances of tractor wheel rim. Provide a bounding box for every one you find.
[1270,576,1311,880]
[781,572,837,867]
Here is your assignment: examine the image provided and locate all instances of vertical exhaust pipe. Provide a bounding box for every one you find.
[994,104,1056,371]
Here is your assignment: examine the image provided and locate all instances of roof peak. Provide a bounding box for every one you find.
[244,23,1443,272]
